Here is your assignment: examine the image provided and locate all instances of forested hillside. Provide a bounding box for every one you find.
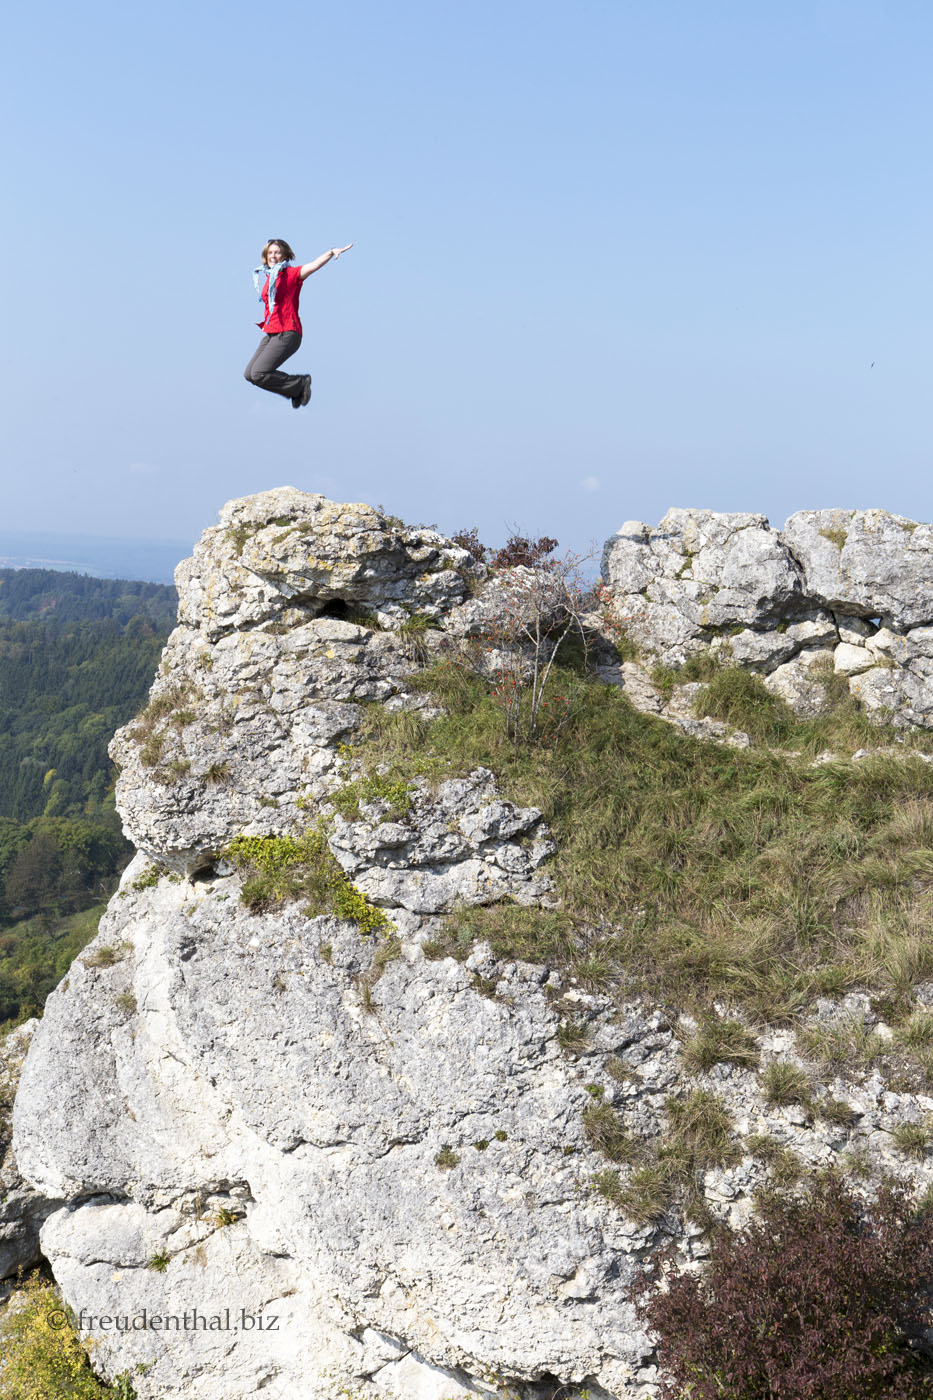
[0,617,167,821]
[0,568,175,1026]
[0,568,176,628]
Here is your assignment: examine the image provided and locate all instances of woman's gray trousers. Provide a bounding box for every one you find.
[244,332,305,399]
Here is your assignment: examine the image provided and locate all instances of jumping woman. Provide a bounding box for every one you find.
[244,239,352,408]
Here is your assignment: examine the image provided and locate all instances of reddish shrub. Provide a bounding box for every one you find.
[449,527,489,563]
[634,1175,933,1399]
[491,535,559,569]
[447,530,559,570]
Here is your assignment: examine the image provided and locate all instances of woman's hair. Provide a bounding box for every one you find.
[261,238,296,265]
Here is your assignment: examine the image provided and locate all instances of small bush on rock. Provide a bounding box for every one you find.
[449,527,489,562]
[490,534,559,569]
[224,830,392,934]
[0,1272,135,1398]
[468,547,592,746]
[635,1174,933,1400]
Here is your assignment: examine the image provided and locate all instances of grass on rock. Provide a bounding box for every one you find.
[224,830,392,935]
[350,661,933,1041]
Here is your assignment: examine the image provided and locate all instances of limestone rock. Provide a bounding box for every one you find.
[833,642,875,677]
[782,509,933,627]
[715,612,836,673]
[14,490,651,1398]
[598,507,933,730]
[763,651,832,716]
[14,869,651,1399]
[601,509,804,665]
[328,771,554,913]
[445,566,568,640]
[177,488,483,641]
[17,489,933,1400]
[109,491,526,881]
[0,1020,53,1280]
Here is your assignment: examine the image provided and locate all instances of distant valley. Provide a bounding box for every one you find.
[0,566,176,1027]
[0,530,193,585]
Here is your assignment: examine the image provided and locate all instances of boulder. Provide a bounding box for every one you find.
[782,509,933,627]
[601,509,805,666]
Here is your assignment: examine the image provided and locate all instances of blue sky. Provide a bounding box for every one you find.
[3,0,932,570]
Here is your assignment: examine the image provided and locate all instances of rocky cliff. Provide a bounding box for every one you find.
[9,494,933,1399]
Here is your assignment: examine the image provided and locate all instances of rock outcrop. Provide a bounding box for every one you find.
[0,1019,51,1282]
[11,491,933,1399]
[11,490,643,1399]
[602,507,933,727]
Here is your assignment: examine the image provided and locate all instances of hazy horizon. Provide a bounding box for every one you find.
[0,531,193,586]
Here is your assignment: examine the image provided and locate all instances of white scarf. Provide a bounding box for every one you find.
[251,260,293,319]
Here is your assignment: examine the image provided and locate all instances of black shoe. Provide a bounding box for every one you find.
[300,375,312,407]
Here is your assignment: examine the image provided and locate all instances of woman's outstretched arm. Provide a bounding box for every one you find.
[299,244,353,280]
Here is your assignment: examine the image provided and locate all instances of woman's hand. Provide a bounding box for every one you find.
[300,244,354,279]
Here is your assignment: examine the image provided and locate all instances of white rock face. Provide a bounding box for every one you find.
[177,488,477,640]
[833,642,875,677]
[0,1020,51,1279]
[782,509,933,627]
[601,510,804,667]
[14,866,650,1399]
[601,506,933,727]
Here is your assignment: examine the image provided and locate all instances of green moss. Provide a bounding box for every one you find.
[129,863,161,892]
[224,829,392,934]
[819,527,848,551]
[329,772,413,822]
